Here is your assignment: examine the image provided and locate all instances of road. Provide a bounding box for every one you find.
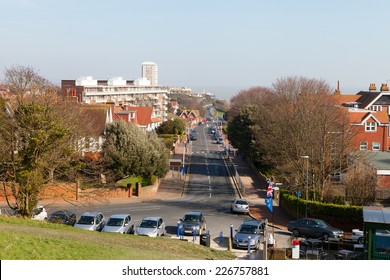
[44,124,255,240]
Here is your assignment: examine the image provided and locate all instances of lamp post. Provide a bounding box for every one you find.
[301,155,309,218]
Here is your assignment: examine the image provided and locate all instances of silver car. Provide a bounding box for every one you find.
[74,212,105,231]
[134,217,166,237]
[233,219,265,250]
[102,214,134,234]
[231,198,250,214]
[180,211,207,236]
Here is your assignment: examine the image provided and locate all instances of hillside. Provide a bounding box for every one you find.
[0,216,235,260]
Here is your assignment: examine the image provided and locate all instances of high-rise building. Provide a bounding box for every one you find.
[142,61,158,86]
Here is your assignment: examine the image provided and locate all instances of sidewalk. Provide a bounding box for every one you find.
[229,153,290,232]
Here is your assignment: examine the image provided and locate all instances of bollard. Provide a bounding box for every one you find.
[247,236,252,253]
[228,237,232,251]
[219,231,223,245]
[177,221,181,237]
[192,226,196,242]
[230,224,233,240]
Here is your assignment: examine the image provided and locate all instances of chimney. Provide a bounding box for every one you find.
[334,80,341,95]
[369,83,377,91]
[381,83,389,92]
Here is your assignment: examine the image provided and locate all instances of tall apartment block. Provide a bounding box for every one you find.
[142,61,158,86]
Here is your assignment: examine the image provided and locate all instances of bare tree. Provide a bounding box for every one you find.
[227,86,274,121]
[227,76,357,201]
[344,160,376,206]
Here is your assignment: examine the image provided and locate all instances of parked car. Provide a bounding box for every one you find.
[47,210,76,226]
[74,212,105,231]
[350,229,364,244]
[102,214,134,234]
[134,216,166,237]
[233,219,265,250]
[31,206,48,221]
[190,130,198,140]
[287,218,344,241]
[350,228,390,247]
[179,211,207,235]
[231,198,250,214]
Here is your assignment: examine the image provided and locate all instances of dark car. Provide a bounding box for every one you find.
[47,210,77,226]
[190,130,198,140]
[233,219,265,250]
[287,218,344,241]
[180,211,207,235]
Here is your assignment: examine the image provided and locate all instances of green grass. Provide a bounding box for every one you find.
[0,216,235,260]
[115,176,152,188]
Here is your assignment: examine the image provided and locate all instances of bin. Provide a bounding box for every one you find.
[200,233,210,247]
[292,239,300,259]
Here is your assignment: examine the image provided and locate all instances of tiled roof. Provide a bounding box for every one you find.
[349,110,389,125]
[122,106,154,126]
[80,104,111,136]
[332,94,361,105]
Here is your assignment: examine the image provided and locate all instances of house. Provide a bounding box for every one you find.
[178,109,200,127]
[113,104,161,132]
[78,103,113,159]
[334,83,390,152]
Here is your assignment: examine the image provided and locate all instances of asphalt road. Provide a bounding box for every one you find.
[41,124,256,240]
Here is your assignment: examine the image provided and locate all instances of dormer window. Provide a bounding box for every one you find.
[365,122,377,132]
[370,105,382,111]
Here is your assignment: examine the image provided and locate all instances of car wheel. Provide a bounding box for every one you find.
[358,237,364,244]
[292,229,300,237]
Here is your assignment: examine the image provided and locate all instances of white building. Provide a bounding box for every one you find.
[142,61,158,86]
[62,76,169,122]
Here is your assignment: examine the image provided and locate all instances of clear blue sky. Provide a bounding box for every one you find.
[1,0,390,100]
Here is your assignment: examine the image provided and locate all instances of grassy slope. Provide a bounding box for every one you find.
[0,216,235,260]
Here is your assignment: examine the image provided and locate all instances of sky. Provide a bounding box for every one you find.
[1,0,390,100]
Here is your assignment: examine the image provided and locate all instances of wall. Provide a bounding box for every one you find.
[0,180,160,203]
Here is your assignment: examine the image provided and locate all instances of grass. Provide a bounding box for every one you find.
[0,216,235,260]
[115,176,152,188]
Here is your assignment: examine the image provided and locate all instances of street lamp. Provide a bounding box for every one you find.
[301,155,309,218]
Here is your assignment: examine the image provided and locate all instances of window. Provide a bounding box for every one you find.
[372,142,380,151]
[360,142,368,150]
[365,122,377,132]
[371,105,382,111]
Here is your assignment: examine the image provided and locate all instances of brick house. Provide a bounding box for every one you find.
[335,83,390,152]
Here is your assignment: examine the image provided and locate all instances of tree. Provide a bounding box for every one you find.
[156,119,185,135]
[344,160,376,206]
[101,120,169,181]
[227,76,356,201]
[0,65,88,217]
[227,86,274,121]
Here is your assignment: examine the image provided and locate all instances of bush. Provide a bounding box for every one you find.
[280,191,363,228]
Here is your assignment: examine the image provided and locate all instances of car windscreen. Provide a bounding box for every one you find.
[77,216,94,225]
[235,200,248,205]
[139,220,157,228]
[183,215,200,223]
[106,218,124,227]
[238,225,258,234]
